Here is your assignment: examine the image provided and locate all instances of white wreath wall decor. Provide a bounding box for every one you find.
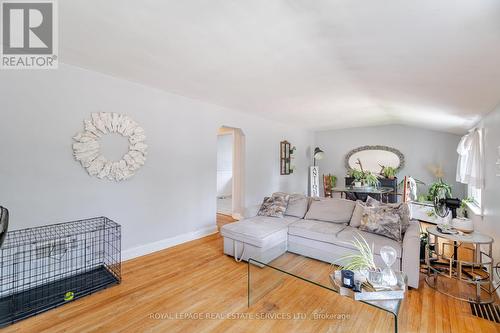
[73,113,147,181]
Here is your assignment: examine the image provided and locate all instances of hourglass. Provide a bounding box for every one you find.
[380,245,398,286]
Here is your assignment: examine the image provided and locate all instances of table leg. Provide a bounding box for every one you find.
[453,241,458,269]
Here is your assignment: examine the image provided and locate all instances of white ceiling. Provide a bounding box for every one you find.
[60,1,500,134]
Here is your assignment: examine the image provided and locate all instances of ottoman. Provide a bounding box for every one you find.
[220,215,300,263]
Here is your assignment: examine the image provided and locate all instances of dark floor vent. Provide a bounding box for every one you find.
[470,302,500,323]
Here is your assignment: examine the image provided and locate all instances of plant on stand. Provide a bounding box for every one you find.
[349,159,380,188]
[380,165,397,180]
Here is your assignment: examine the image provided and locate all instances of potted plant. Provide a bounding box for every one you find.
[420,232,429,263]
[327,174,337,188]
[349,159,380,188]
[364,172,380,188]
[349,169,364,187]
[457,197,473,218]
[427,179,452,202]
[349,170,380,188]
[380,166,397,180]
[335,234,377,272]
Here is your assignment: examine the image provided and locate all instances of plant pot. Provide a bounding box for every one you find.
[354,181,362,187]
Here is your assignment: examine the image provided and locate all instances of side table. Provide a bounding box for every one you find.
[425,226,494,304]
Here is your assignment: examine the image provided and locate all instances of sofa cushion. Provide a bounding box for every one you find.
[220,215,299,248]
[304,198,356,223]
[335,226,402,258]
[257,193,290,218]
[284,194,309,218]
[288,220,347,244]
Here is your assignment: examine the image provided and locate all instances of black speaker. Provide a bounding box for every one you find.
[0,206,8,248]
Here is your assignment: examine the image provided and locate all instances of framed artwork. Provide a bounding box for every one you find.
[280,141,292,175]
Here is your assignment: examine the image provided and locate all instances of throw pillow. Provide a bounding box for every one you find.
[304,198,356,223]
[359,203,410,241]
[350,197,382,228]
[349,201,365,228]
[284,194,309,218]
[257,193,290,218]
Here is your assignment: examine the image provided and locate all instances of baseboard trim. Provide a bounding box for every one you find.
[122,226,218,261]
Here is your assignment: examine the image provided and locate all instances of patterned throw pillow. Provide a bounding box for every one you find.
[350,197,382,228]
[359,203,410,241]
[257,193,290,218]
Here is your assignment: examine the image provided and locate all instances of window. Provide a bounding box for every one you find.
[457,128,483,212]
[468,184,482,208]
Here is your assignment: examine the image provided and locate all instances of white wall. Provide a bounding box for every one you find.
[469,107,500,263]
[0,64,312,259]
[216,133,233,197]
[314,125,466,198]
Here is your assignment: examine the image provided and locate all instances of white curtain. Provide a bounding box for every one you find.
[456,128,483,189]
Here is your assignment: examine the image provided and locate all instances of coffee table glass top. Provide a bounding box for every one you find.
[248,252,405,319]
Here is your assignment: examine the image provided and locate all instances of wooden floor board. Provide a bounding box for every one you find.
[2,216,499,332]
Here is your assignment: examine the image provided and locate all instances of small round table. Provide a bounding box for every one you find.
[425,226,494,304]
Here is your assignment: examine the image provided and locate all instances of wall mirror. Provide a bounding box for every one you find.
[345,145,405,173]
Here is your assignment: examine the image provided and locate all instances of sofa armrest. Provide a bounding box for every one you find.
[402,221,421,288]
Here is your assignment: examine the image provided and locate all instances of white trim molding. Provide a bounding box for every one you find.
[122,226,218,261]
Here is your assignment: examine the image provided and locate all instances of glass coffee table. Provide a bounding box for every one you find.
[248,253,405,333]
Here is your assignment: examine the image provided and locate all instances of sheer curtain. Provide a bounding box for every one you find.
[456,128,483,189]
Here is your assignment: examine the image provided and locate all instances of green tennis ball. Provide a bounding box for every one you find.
[64,292,75,301]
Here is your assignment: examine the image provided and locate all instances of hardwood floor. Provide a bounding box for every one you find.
[216,213,236,230]
[3,219,499,333]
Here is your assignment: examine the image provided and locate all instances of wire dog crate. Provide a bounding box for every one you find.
[0,217,121,327]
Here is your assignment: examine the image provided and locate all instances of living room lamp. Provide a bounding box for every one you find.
[313,147,325,166]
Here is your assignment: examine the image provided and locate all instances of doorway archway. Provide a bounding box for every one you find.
[216,126,245,220]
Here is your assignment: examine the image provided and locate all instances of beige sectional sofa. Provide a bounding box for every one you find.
[221,195,420,288]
